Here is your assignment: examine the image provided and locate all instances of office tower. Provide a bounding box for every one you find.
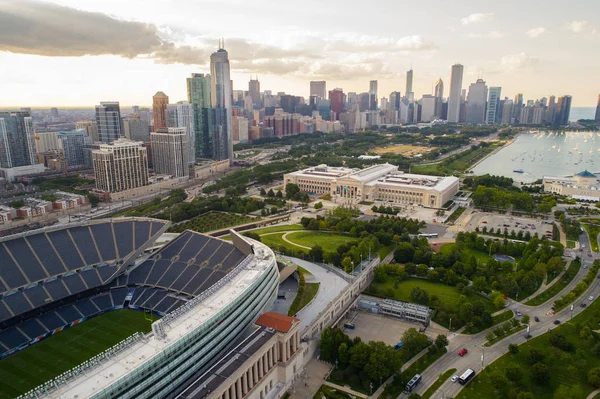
[389,92,401,110]
[95,102,122,143]
[132,105,140,116]
[447,64,464,123]
[544,96,556,125]
[151,127,189,178]
[419,95,437,122]
[434,78,444,118]
[317,99,331,121]
[124,119,150,142]
[358,93,370,112]
[137,108,152,126]
[347,92,358,105]
[210,45,233,163]
[34,131,58,153]
[512,93,523,122]
[21,107,32,114]
[232,116,249,143]
[329,89,344,120]
[380,97,388,110]
[76,120,99,142]
[595,95,600,122]
[167,101,195,164]
[486,87,502,125]
[501,100,513,124]
[50,108,58,117]
[405,69,414,101]
[92,138,149,192]
[152,91,169,131]
[369,80,378,110]
[187,73,212,159]
[310,81,327,99]
[555,95,572,126]
[465,79,488,125]
[0,111,36,168]
[57,129,89,168]
[248,77,261,108]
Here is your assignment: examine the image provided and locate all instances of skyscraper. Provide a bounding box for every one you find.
[501,100,513,125]
[513,93,524,122]
[76,120,99,142]
[555,95,572,126]
[151,127,189,178]
[389,92,401,110]
[152,91,169,131]
[187,73,212,159]
[124,119,150,142]
[486,87,502,125]
[310,81,326,99]
[545,95,556,125]
[329,88,344,120]
[466,79,488,125]
[447,64,464,123]
[0,111,36,168]
[167,101,195,165]
[210,45,233,164]
[249,77,260,108]
[57,129,89,168]
[95,102,122,143]
[595,95,600,122]
[405,69,414,101]
[369,80,378,110]
[434,78,444,118]
[92,139,149,192]
[419,95,437,122]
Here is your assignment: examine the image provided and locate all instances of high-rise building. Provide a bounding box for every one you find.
[124,119,150,142]
[486,87,502,125]
[369,80,378,110]
[419,95,437,122]
[447,64,463,123]
[512,93,524,122]
[187,73,212,159]
[389,92,401,110]
[466,79,488,125]
[595,95,600,122]
[132,105,140,116]
[152,91,169,131]
[95,102,122,143]
[210,45,233,164]
[151,127,189,178]
[57,129,89,168]
[76,120,99,142]
[555,95,572,126]
[434,78,444,118]
[310,81,327,99]
[0,111,36,168]
[50,108,58,118]
[359,93,370,112]
[249,77,261,108]
[405,69,414,101]
[167,101,195,165]
[92,138,149,192]
[34,131,58,153]
[329,88,344,120]
[317,99,331,121]
[545,95,556,125]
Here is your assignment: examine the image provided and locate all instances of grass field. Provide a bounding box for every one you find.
[581,220,600,252]
[373,144,435,156]
[288,267,319,316]
[170,211,256,233]
[0,310,153,399]
[285,231,357,252]
[457,287,600,399]
[524,260,578,306]
[439,243,494,266]
[412,142,502,176]
[423,368,457,399]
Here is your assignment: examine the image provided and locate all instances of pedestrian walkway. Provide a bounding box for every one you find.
[323,381,369,398]
[369,346,430,399]
[587,388,600,399]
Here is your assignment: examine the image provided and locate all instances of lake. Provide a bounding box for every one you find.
[472,131,600,182]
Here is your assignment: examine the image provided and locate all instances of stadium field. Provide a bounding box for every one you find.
[0,309,153,399]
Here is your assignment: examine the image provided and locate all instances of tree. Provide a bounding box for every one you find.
[314,202,323,209]
[342,256,353,273]
[527,349,545,365]
[486,331,496,342]
[434,334,449,352]
[285,183,300,199]
[309,246,324,263]
[260,188,267,196]
[271,206,278,215]
[349,341,371,369]
[549,332,573,352]
[489,370,508,391]
[394,242,415,263]
[530,362,550,385]
[588,367,600,388]
[276,190,283,199]
[410,286,429,305]
[517,393,534,399]
[338,343,349,365]
[554,385,583,399]
[401,328,430,356]
[508,343,519,355]
[521,314,530,325]
[504,364,523,383]
[267,188,275,197]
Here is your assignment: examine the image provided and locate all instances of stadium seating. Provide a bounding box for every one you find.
[2,292,33,316]
[110,288,128,307]
[55,304,83,323]
[47,229,86,270]
[37,311,64,331]
[18,319,47,340]
[5,239,49,282]
[23,285,51,308]
[80,269,102,288]
[74,299,100,317]
[91,293,112,311]
[0,328,28,349]
[43,279,70,301]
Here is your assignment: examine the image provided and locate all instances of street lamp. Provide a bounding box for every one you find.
[449,318,452,331]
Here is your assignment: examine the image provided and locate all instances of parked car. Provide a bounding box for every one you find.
[458,348,468,356]
[534,316,540,322]
[554,320,561,325]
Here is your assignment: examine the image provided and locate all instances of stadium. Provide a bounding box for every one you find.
[0,218,280,399]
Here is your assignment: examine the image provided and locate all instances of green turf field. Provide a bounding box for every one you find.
[0,310,153,399]
[285,231,357,252]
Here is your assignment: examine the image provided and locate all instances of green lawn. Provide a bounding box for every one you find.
[466,310,514,335]
[288,267,320,316]
[249,224,305,235]
[170,211,256,233]
[484,324,527,347]
[581,221,600,252]
[423,368,457,399]
[285,231,357,252]
[567,240,577,249]
[439,243,494,266]
[412,142,502,176]
[525,260,579,306]
[457,289,600,399]
[0,310,153,399]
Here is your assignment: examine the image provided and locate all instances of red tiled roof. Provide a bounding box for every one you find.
[255,312,299,333]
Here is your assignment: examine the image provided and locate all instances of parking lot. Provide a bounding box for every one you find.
[343,312,448,345]
[463,212,553,240]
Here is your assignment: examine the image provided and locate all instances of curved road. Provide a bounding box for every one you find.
[410,231,599,398]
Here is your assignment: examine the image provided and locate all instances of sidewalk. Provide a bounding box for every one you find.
[369,347,431,399]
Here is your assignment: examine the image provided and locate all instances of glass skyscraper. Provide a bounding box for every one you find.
[0,111,36,168]
[58,129,89,168]
[95,102,123,143]
[187,73,212,159]
[210,46,233,164]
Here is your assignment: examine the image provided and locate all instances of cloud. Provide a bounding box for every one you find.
[565,20,596,35]
[468,31,505,39]
[500,52,540,72]
[526,27,547,38]
[461,13,494,25]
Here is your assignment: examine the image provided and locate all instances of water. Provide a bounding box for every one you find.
[472,131,600,182]
[570,107,596,121]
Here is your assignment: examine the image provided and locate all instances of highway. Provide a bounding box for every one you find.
[409,232,599,399]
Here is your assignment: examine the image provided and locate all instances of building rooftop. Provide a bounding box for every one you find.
[288,164,356,179]
[367,172,458,191]
[255,312,299,333]
[346,163,398,182]
[576,170,597,178]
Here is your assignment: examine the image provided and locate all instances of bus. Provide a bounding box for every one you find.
[417,233,438,239]
[405,374,421,392]
[458,368,476,385]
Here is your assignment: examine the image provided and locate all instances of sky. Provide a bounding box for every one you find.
[1,0,599,107]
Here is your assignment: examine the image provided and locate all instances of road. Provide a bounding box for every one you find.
[410,232,599,399]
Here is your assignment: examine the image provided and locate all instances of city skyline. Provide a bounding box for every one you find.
[1,0,599,107]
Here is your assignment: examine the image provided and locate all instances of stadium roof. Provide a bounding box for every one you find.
[576,170,596,178]
[255,312,299,333]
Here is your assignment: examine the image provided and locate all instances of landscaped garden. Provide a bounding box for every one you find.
[581,218,600,252]
[525,259,579,306]
[169,211,257,233]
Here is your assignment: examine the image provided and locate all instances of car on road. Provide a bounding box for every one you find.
[458,348,468,356]
[581,303,587,308]
[554,320,561,325]
[534,316,540,322]
[451,375,458,383]
[584,264,588,269]
[525,334,532,339]
[516,310,522,317]
[590,296,595,301]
